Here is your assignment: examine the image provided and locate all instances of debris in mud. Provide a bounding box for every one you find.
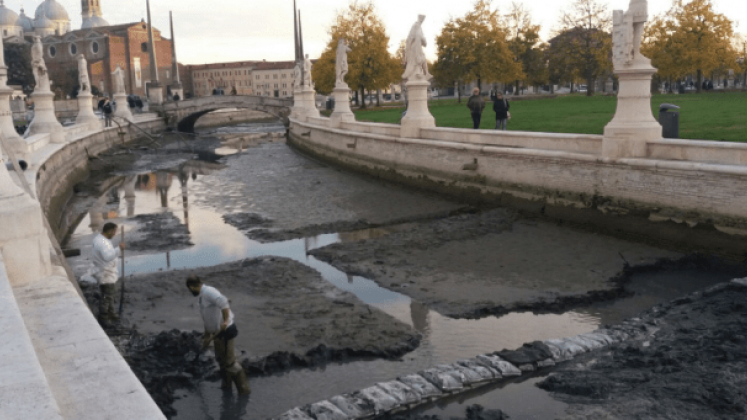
[111,329,217,418]
[388,404,511,420]
[128,213,193,252]
[538,279,747,420]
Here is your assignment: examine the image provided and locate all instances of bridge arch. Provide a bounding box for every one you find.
[160,95,294,133]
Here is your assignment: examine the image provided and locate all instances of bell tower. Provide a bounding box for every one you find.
[81,0,103,19]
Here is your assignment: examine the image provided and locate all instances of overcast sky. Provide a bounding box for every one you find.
[7,0,744,64]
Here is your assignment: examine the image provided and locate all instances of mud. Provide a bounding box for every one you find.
[110,330,217,418]
[310,210,681,318]
[388,405,510,420]
[128,213,193,252]
[114,256,420,367]
[538,279,747,420]
[188,142,463,240]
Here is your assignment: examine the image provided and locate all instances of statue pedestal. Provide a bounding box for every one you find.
[26,91,65,143]
[329,86,355,128]
[401,79,435,138]
[148,84,164,106]
[602,64,662,159]
[291,86,320,122]
[113,92,134,122]
[0,167,52,286]
[0,83,25,156]
[75,91,101,131]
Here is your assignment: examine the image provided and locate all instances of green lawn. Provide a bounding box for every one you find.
[353,92,747,142]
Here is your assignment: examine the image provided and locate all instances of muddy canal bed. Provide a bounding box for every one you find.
[62,122,747,420]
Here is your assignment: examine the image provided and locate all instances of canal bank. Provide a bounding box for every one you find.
[58,120,747,419]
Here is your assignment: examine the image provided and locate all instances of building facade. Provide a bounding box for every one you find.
[189,60,297,98]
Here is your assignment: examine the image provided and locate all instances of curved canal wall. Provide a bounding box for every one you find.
[1,115,168,420]
[288,116,747,258]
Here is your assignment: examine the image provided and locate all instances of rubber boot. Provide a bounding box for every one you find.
[232,369,251,395]
[220,370,232,390]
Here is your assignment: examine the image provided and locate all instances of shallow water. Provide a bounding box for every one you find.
[65,126,737,420]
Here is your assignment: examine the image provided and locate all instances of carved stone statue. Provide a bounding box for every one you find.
[612,0,649,68]
[30,36,51,93]
[293,62,302,90]
[335,39,352,87]
[402,15,431,81]
[112,65,126,94]
[77,54,90,93]
[303,54,313,87]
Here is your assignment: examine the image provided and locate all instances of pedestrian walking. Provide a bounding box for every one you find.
[492,92,510,130]
[186,275,251,395]
[92,222,126,326]
[102,99,113,127]
[467,87,485,129]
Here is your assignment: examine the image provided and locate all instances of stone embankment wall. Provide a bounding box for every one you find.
[288,117,747,257]
[194,108,280,128]
[273,277,747,420]
[1,116,168,420]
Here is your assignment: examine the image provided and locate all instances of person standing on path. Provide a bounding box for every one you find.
[186,275,251,395]
[467,88,485,129]
[92,222,125,326]
[493,92,510,130]
[102,98,113,127]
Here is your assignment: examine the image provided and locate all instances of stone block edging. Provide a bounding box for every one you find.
[273,278,747,420]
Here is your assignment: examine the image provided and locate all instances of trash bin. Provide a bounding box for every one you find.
[326,98,335,110]
[659,103,680,139]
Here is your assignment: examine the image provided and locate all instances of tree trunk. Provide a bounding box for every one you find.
[696,70,703,93]
[570,81,574,93]
[377,89,382,107]
[587,77,594,97]
[359,87,366,109]
[456,81,461,103]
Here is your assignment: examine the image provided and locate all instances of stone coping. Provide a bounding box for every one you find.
[272,278,747,420]
[0,256,64,420]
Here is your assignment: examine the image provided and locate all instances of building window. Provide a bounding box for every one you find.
[255,75,259,80]
[91,41,100,54]
[282,73,286,78]
[69,43,77,56]
[282,83,287,88]
[273,74,278,79]
[141,42,148,53]
[48,46,57,58]
[274,84,278,88]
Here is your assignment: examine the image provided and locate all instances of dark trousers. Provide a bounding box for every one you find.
[471,112,482,129]
[98,283,118,321]
[104,115,112,127]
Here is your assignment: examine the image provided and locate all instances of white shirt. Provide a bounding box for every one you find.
[198,285,234,334]
[92,233,120,285]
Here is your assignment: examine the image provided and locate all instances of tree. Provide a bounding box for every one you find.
[311,1,401,108]
[504,2,543,94]
[4,43,33,92]
[551,0,612,96]
[432,0,522,97]
[643,0,737,93]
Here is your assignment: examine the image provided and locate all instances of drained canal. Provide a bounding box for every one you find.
[63,120,741,420]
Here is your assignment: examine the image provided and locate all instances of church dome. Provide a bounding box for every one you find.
[82,15,109,29]
[34,14,54,29]
[34,0,69,22]
[18,8,34,31]
[0,2,20,27]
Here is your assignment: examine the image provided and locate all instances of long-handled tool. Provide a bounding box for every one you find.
[118,226,126,318]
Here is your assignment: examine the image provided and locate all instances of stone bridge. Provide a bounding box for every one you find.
[158,95,294,132]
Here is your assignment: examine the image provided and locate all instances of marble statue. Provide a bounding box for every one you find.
[335,39,352,87]
[30,36,51,92]
[303,54,313,87]
[612,0,648,68]
[77,54,90,93]
[402,15,431,81]
[293,61,302,90]
[112,65,126,94]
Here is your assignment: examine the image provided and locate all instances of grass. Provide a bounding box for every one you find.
[352,92,747,142]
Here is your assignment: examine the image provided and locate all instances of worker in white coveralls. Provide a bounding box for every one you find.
[186,274,251,395]
[92,222,126,326]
